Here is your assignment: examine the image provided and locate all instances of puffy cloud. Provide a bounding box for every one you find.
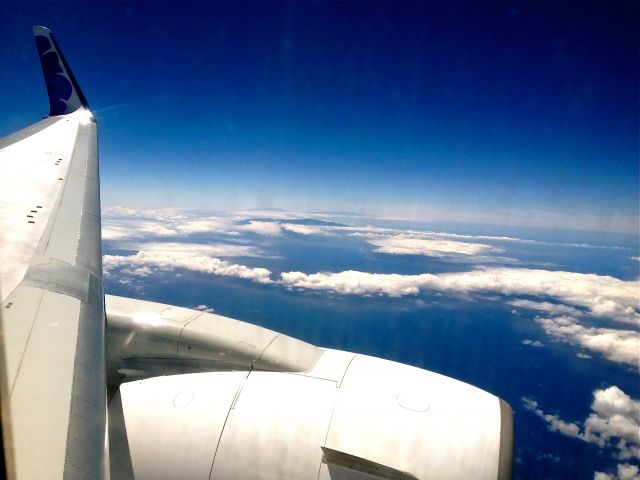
[511,296,638,368]
[522,339,544,347]
[632,257,640,262]
[281,223,333,236]
[102,208,249,243]
[595,463,640,480]
[367,236,501,257]
[238,220,282,236]
[102,226,130,240]
[508,299,583,317]
[101,210,283,287]
[177,218,236,234]
[131,266,152,277]
[139,222,179,237]
[584,387,640,459]
[104,247,273,284]
[536,316,640,367]
[279,267,640,325]
[279,266,637,367]
[523,386,640,462]
[280,270,428,297]
[522,398,582,438]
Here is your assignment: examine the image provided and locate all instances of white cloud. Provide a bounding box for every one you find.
[103,206,173,218]
[536,316,640,367]
[101,209,640,362]
[338,224,622,251]
[238,220,282,236]
[103,206,633,249]
[137,242,264,258]
[595,463,640,480]
[523,386,640,462]
[102,209,239,241]
[522,339,544,347]
[279,267,640,325]
[131,266,152,277]
[280,270,427,297]
[508,299,583,317]
[577,352,593,359]
[632,257,640,262]
[232,209,302,220]
[281,223,333,236]
[101,210,285,287]
[522,398,582,438]
[429,231,626,251]
[102,226,130,240]
[584,387,640,459]
[367,236,501,257]
[177,218,236,234]
[104,248,273,284]
[139,222,179,237]
[104,208,335,239]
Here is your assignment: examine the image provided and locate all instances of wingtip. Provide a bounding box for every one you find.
[32,25,51,35]
[32,25,90,116]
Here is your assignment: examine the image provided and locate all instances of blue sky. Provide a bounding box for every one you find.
[1,1,638,234]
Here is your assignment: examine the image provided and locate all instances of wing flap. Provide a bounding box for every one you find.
[7,290,81,478]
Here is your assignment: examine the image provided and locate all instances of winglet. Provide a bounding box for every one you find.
[32,26,90,116]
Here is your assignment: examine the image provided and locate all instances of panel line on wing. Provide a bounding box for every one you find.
[3,287,44,395]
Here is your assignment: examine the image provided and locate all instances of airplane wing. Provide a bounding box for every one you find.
[0,26,105,479]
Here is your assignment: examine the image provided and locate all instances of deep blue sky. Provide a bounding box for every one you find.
[1,1,638,234]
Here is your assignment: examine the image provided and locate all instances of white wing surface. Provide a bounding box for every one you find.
[0,26,105,479]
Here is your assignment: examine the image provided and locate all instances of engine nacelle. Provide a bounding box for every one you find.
[105,295,512,479]
[108,349,512,480]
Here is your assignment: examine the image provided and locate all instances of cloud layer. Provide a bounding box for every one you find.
[279,267,640,325]
[367,236,502,257]
[101,208,639,373]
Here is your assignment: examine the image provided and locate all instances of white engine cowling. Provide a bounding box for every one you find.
[108,348,512,480]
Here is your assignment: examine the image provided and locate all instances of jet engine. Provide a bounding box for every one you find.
[105,295,513,480]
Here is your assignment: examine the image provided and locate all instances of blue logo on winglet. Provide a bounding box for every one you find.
[35,34,74,116]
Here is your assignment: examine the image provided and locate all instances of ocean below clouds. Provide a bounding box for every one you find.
[102,207,640,480]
